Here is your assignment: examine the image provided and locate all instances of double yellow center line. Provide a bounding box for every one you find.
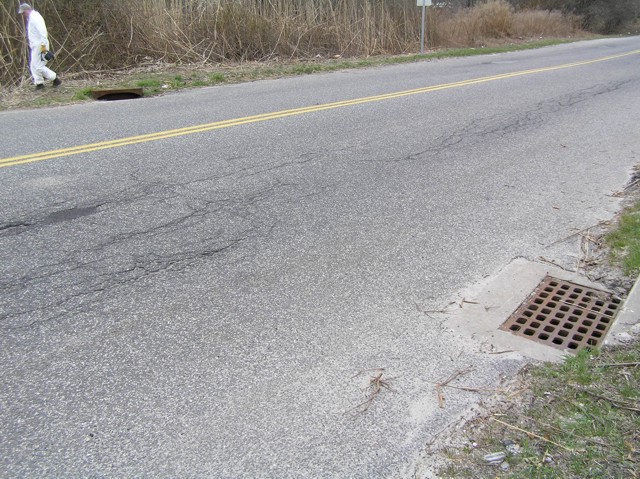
[2,49,639,169]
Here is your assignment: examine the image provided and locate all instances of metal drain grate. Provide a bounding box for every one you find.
[500,276,622,352]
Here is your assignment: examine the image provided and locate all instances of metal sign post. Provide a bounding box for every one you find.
[417,0,432,54]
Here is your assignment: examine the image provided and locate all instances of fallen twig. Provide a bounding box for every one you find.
[625,178,640,191]
[414,303,453,318]
[578,389,640,413]
[490,417,576,452]
[523,412,615,448]
[556,297,619,312]
[441,384,506,394]
[459,297,479,308]
[600,362,640,368]
[577,229,603,272]
[547,224,601,247]
[434,366,474,409]
[353,369,393,413]
[537,256,576,272]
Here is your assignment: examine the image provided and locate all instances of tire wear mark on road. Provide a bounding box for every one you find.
[0,162,338,329]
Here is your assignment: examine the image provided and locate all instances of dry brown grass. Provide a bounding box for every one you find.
[0,0,583,88]
[430,0,580,47]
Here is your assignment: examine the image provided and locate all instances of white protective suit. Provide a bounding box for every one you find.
[26,10,57,85]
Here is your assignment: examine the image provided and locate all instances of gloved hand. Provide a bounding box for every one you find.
[40,44,47,53]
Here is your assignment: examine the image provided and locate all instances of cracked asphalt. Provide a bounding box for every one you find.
[1,37,640,477]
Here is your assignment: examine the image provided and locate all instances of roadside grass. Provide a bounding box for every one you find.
[606,199,640,276]
[0,37,590,111]
[440,346,640,478]
[72,87,93,101]
[439,190,640,478]
[116,37,584,88]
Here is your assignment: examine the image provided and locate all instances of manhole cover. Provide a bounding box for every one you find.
[500,276,622,352]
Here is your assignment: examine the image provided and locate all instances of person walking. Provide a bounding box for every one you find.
[18,3,61,90]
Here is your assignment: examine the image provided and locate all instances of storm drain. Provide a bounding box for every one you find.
[500,276,622,352]
[90,88,143,101]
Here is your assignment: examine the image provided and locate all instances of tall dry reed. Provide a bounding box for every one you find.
[0,0,580,88]
[430,0,579,47]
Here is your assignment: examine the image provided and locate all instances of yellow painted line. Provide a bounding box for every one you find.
[2,49,639,169]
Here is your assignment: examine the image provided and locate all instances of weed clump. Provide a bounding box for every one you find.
[438,344,640,478]
[607,199,640,276]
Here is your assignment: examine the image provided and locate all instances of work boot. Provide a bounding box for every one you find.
[52,77,62,87]
[35,84,44,90]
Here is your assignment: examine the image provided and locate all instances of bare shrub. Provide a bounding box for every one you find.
[475,0,514,38]
[430,0,578,47]
[513,0,640,34]
[512,9,581,38]
[431,1,515,47]
[0,1,29,88]
[0,0,585,88]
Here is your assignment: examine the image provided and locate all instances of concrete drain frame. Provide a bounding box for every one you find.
[90,88,143,101]
[500,276,622,352]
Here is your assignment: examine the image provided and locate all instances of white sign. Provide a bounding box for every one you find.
[417,0,432,6]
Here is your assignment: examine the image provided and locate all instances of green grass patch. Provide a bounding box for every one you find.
[135,79,162,88]
[265,38,582,80]
[536,347,596,385]
[291,64,326,75]
[440,344,640,478]
[209,72,227,84]
[606,199,640,275]
[72,87,93,101]
[172,75,186,87]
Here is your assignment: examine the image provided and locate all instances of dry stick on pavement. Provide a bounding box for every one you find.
[415,302,453,319]
[622,177,640,193]
[440,384,506,394]
[353,369,394,413]
[577,230,589,272]
[459,298,479,308]
[546,222,607,247]
[538,256,575,272]
[577,229,601,272]
[434,366,474,409]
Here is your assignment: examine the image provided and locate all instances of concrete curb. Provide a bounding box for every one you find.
[606,274,640,346]
[447,258,610,362]
[447,258,639,360]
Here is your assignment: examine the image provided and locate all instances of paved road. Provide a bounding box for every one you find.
[1,37,639,477]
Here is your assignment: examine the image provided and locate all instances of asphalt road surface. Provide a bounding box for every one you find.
[1,37,640,477]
